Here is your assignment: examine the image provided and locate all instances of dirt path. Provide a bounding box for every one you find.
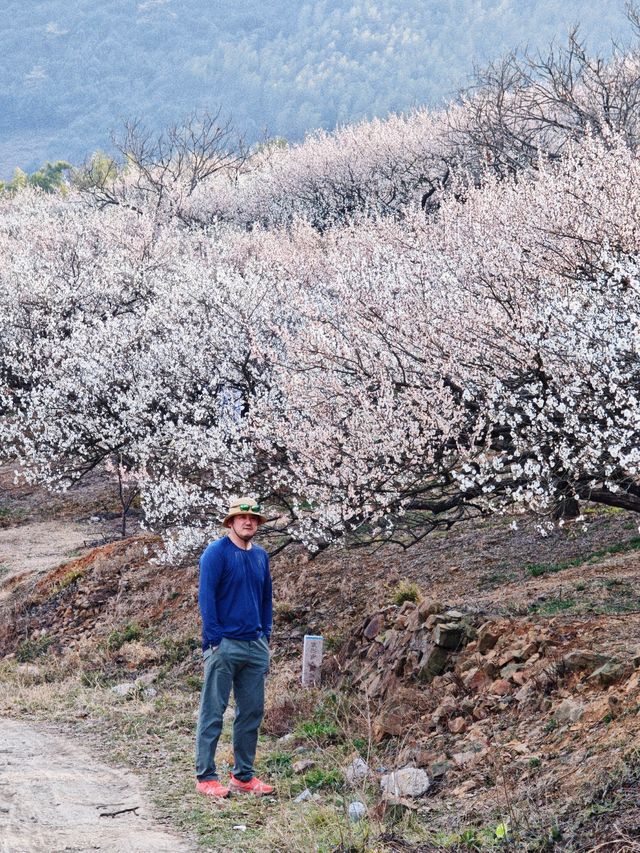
[0,717,194,853]
[0,521,96,601]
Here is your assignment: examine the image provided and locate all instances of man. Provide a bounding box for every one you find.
[195,496,274,798]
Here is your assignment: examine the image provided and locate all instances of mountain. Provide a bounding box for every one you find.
[0,0,631,176]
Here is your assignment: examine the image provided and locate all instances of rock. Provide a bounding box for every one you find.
[293,759,316,774]
[136,670,158,686]
[501,663,524,681]
[363,613,386,640]
[373,709,406,740]
[408,748,439,768]
[490,679,512,696]
[498,648,526,666]
[588,661,633,687]
[448,716,467,735]
[562,650,610,673]
[459,697,475,715]
[348,801,367,822]
[16,664,41,678]
[472,705,487,721]
[428,759,452,778]
[110,682,138,698]
[444,610,465,620]
[607,694,622,717]
[477,623,500,653]
[514,684,533,704]
[522,641,539,659]
[452,751,477,768]
[294,788,313,803]
[418,645,450,681]
[380,767,430,798]
[451,779,477,796]
[344,757,370,786]
[433,623,465,650]
[418,599,444,619]
[278,733,295,743]
[465,668,490,692]
[555,699,584,724]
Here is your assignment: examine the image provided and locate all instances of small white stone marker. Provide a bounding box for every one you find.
[301,634,324,686]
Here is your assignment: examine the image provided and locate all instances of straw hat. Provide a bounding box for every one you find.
[223,496,268,527]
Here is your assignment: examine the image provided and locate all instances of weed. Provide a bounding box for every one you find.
[185,675,202,692]
[391,580,421,606]
[106,622,143,651]
[262,750,293,776]
[479,571,514,590]
[304,766,343,791]
[54,566,85,591]
[299,718,341,742]
[544,717,558,733]
[16,634,54,661]
[273,599,297,620]
[160,635,199,665]
[324,630,346,653]
[80,670,110,688]
[529,597,575,615]
[529,757,541,768]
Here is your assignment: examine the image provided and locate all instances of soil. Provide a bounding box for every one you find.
[0,716,194,853]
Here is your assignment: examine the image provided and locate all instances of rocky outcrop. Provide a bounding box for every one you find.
[332,600,477,704]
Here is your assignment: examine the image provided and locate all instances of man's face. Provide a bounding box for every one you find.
[230,513,259,542]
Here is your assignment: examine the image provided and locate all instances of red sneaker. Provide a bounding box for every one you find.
[228,775,274,796]
[196,779,230,798]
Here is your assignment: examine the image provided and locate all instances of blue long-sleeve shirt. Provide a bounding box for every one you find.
[198,535,273,650]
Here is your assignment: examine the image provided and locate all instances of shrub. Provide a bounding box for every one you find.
[55,567,85,591]
[16,634,54,661]
[106,622,143,651]
[391,580,421,606]
[160,635,199,665]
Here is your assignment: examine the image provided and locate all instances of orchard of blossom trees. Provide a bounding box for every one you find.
[2,29,640,557]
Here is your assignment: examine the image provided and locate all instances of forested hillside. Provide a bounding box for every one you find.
[1,0,631,175]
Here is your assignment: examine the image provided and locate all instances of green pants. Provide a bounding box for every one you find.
[195,636,270,782]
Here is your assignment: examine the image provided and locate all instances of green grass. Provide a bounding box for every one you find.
[298,718,341,742]
[479,570,516,590]
[529,597,576,616]
[303,766,344,791]
[105,622,144,651]
[16,634,55,661]
[525,537,640,578]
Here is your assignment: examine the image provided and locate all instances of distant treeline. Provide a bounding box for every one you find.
[1,0,630,176]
